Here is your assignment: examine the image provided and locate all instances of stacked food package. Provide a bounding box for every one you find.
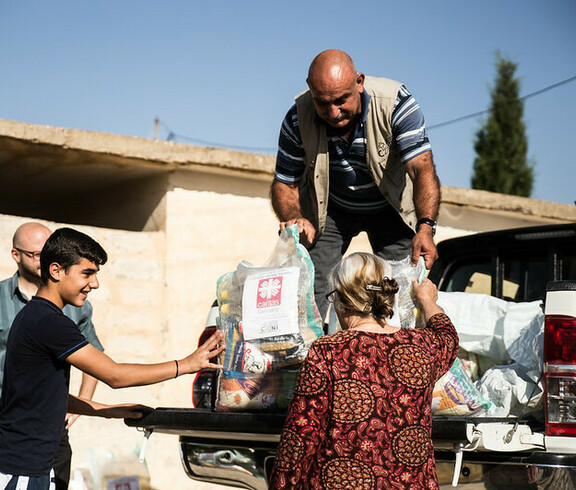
[215,225,323,411]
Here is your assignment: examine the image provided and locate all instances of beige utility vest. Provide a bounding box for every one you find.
[295,76,417,237]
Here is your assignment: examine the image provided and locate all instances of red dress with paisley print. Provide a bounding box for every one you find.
[270,313,458,490]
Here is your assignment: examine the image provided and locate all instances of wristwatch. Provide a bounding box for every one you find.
[416,218,437,236]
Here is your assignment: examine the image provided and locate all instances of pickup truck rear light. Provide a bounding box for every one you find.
[192,302,219,409]
[544,281,576,437]
[192,324,218,408]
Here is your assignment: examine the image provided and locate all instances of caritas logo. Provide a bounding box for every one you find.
[257,276,283,309]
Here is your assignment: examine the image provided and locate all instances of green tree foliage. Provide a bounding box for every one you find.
[472,54,534,197]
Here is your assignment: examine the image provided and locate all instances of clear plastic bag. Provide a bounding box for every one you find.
[216,224,323,375]
[388,256,427,328]
[215,225,322,411]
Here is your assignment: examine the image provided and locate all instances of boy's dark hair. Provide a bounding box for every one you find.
[40,227,108,284]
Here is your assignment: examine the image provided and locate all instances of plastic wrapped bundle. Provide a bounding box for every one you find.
[388,256,427,329]
[215,369,300,412]
[215,225,323,411]
[432,358,492,415]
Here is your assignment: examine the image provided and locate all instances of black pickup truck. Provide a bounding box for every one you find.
[126,222,576,489]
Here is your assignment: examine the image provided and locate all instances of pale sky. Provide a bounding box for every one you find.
[1,0,575,204]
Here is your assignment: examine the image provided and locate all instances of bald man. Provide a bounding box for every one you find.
[0,222,104,490]
[271,49,441,321]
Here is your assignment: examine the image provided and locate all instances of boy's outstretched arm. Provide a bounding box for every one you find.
[66,330,224,389]
[67,395,152,419]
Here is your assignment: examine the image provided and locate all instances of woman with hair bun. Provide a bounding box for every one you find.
[270,252,458,489]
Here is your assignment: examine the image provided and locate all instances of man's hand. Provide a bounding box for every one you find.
[411,227,438,269]
[271,180,317,246]
[279,217,316,246]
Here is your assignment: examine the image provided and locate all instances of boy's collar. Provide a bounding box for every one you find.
[35,286,65,310]
[31,295,64,312]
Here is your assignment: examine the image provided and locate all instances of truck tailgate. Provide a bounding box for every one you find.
[126,409,576,489]
[126,408,521,444]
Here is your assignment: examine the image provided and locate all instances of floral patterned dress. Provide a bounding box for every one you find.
[269,313,458,490]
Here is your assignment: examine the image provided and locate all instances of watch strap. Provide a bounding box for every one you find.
[416,218,437,235]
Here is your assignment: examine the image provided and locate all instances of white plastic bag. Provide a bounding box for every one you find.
[476,365,543,418]
[436,291,545,417]
[437,291,543,362]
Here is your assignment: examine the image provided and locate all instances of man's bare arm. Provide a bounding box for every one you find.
[270,179,303,221]
[270,179,316,245]
[405,151,441,268]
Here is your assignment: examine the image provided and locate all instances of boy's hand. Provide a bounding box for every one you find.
[103,403,154,419]
[65,413,80,428]
[180,330,225,375]
[68,394,154,419]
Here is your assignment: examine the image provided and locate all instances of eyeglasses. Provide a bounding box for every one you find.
[15,248,42,260]
[325,289,338,303]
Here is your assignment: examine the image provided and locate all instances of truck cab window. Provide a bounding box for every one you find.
[502,254,547,302]
[442,261,492,295]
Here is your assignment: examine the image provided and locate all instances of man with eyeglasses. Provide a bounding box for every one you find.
[0,222,104,490]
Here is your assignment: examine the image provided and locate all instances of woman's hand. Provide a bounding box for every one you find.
[412,278,444,321]
[412,278,438,305]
